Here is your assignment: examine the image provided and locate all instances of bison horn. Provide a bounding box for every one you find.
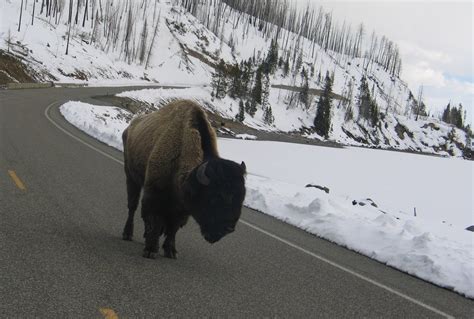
[197,162,210,186]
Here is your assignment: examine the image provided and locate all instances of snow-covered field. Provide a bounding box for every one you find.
[59,100,473,298]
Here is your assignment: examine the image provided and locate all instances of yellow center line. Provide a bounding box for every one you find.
[8,170,26,191]
[99,308,119,319]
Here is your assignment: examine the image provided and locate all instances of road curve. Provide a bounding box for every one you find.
[1,87,473,318]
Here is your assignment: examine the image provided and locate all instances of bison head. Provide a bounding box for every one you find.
[186,158,246,243]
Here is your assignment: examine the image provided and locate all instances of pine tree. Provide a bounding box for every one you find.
[442,102,451,123]
[283,56,290,77]
[356,75,378,126]
[453,103,464,129]
[299,69,310,109]
[357,75,371,121]
[369,98,379,127]
[261,73,270,109]
[211,60,228,99]
[229,63,242,99]
[236,100,245,122]
[265,38,279,74]
[443,103,465,129]
[240,60,252,97]
[313,71,333,138]
[294,50,303,75]
[244,100,252,114]
[278,56,284,68]
[252,66,263,104]
[263,106,274,124]
[248,100,257,117]
[414,85,427,120]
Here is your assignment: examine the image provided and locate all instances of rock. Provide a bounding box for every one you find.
[305,184,330,194]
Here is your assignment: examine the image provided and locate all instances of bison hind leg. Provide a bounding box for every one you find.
[122,176,141,241]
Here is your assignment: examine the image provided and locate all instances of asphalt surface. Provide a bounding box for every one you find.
[1,87,473,318]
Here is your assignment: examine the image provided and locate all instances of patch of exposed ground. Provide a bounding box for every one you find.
[0,50,37,84]
[395,122,414,140]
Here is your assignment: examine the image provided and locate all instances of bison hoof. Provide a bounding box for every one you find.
[164,248,177,259]
[122,233,133,241]
[142,250,158,259]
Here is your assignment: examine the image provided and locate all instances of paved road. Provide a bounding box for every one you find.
[1,87,473,318]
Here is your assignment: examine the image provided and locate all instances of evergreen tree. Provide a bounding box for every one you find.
[283,56,290,77]
[294,50,303,75]
[278,56,284,68]
[240,60,252,97]
[299,69,310,109]
[313,71,333,138]
[244,100,253,115]
[442,102,451,123]
[263,106,274,124]
[414,86,428,120]
[248,100,258,117]
[369,98,379,127]
[356,75,379,126]
[441,103,465,130]
[211,59,228,99]
[252,66,263,104]
[236,100,245,122]
[454,104,464,129]
[261,73,271,109]
[229,63,242,99]
[357,75,371,121]
[265,38,279,74]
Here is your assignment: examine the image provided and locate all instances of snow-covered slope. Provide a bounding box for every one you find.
[0,0,469,156]
[0,1,214,85]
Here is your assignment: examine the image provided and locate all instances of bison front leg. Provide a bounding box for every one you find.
[141,191,164,259]
[162,224,179,259]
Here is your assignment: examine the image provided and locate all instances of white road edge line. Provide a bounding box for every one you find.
[45,101,454,319]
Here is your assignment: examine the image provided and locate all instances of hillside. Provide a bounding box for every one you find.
[0,0,470,157]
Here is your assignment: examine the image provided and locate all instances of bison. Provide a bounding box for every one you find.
[121,100,246,259]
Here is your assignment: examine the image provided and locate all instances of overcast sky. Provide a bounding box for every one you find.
[293,0,473,123]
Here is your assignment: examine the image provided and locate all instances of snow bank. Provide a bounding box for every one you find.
[244,174,473,298]
[59,101,474,298]
[236,134,257,140]
[59,102,129,151]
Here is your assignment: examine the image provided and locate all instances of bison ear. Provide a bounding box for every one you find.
[241,161,247,174]
[197,162,210,186]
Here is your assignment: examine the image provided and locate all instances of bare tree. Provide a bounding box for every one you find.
[18,0,24,32]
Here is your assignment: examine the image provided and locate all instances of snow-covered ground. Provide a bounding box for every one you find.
[59,100,473,298]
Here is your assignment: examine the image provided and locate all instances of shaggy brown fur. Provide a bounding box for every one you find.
[122,100,246,259]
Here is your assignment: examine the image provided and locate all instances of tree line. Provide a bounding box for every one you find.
[16,0,161,67]
[176,0,402,77]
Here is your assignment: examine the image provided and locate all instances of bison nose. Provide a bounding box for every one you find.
[204,234,219,244]
[203,231,226,244]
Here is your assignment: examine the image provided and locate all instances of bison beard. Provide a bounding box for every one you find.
[121,100,246,259]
